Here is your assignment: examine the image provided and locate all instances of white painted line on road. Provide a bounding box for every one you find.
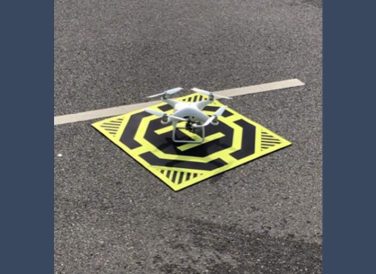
[215,78,304,97]
[54,101,160,126]
[54,78,304,126]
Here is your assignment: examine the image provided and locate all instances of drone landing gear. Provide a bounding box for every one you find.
[172,121,205,144]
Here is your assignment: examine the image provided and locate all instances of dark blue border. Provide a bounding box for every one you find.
[0,1,53,273]
[1,0,376,272]
[324,0,376,273]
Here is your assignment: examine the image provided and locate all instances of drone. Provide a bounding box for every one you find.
[144,87,231,144]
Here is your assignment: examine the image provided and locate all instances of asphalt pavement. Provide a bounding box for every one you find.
[55,0,322,273]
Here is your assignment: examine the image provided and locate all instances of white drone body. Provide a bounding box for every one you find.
[144,87,231,143]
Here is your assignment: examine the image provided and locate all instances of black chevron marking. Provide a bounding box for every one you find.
[140,152,226,171]
[171,171,177,182]
[178,172,185,184]
[261,131,282,150]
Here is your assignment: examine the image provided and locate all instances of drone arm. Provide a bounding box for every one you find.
[195,99,212,110]
[192,106,226,128]
[192,116,214,128]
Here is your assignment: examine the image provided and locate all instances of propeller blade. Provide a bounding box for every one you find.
[203,116,215,127]
[168,115,187,121]
[214,106,226,117]
[191,87,231,99]
[147,92,165,98]
[192,116,215,128]
[144,108,165,117]
[193,106,226,128]
[191,87,210,96]
[165,87,183,95]
[147,87,183,98]
[145,108,186,123]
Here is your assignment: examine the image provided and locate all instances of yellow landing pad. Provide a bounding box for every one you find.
[92,94,291,191]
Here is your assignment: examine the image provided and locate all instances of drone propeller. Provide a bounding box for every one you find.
[200,116,216,127]
[191,87,231,100]
[144,108,187,122]
[147,87,183,98]
[193,106,227,128]
[213,105,226,116]
[144,108,165,117]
